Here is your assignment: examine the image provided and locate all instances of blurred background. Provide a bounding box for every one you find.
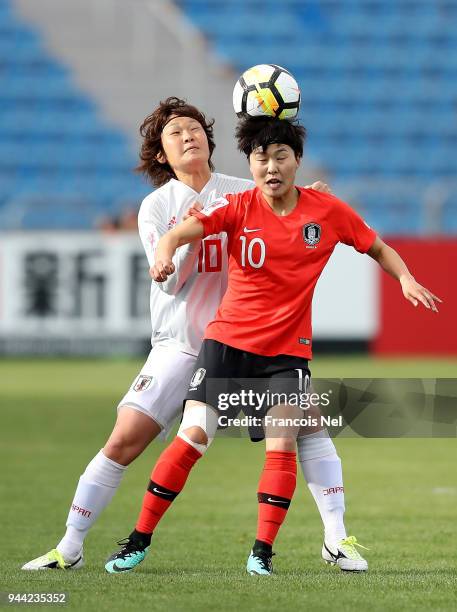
[0,0,455,356]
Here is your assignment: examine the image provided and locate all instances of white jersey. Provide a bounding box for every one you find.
[138,173,254,356]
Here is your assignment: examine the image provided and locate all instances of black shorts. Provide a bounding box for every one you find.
[185,339,311,440]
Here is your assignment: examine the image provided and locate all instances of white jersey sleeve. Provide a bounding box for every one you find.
[138,192,200,296]
[139,173,254,356]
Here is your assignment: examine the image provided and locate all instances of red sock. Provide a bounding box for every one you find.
[256,450,297,546]
[135,436,202,534]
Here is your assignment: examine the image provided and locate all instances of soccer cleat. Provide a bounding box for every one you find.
[21,549,84,571]
[322,536,369,572]
[246,549,274,576]
[105,537,149,574]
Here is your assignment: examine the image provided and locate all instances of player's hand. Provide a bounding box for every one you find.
[305,180,332,194]
[400,275,442,312]
[183,201,203,221]
[150,259,175,282]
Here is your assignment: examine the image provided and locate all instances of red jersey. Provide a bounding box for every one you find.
[192,186,376,359]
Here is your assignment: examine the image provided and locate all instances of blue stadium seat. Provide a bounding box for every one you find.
[0,0,149,228]
[177,0,457,234]
[2,0,457,232]
[0,195,99,230]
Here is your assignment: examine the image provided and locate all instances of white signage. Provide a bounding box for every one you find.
[0,233,377,353]
[0,232,150,353]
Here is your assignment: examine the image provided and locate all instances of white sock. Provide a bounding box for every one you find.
[297,431,347,547]
[56,450,126,561]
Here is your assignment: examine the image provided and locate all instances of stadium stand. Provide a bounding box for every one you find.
[176,0,457,233]
[1,0,456,232]
[0,0,149,229]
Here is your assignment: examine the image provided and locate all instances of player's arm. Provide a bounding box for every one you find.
[156,238,201,295]
[367,236,442,312]
[152,216,204,282]
[139,199,202,295]
[153,194,236,281]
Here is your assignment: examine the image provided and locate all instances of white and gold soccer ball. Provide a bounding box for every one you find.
[233,64,301,120]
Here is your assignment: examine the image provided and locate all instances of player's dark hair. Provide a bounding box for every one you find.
[235,116,306,159]
[136,96,216,187]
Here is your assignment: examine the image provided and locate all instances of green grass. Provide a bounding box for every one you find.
[1,357,456,611]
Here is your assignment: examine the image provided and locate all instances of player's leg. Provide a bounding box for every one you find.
[21,408,160,571]
[104,340,227,573]
[297,403,347,544]
[133,400,218,536]
[297,407,368,571]
[55,408,161,563]
[247,403,300,576]
[104,400,219,573]
[21,346,194,570]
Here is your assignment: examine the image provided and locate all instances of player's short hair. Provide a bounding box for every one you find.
[235,116,306,159]
[136,97,216,187]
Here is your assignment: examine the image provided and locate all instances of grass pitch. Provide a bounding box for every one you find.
[1,356,456,611]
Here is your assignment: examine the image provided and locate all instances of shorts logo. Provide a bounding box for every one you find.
[190,367,206,389]
[303,222,321,247]
[133,375,153,392]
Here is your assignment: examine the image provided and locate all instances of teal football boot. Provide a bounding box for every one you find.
[105,535,149,574]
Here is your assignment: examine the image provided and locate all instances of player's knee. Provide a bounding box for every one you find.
[177,428,211,455]
[103,435,144,465]
[104,409,162,464]
[103,440,132,465]
[177,403,219,455]
[266,437,297,453]
[182,426,208,445]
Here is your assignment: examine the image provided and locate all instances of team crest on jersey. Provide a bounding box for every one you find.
[134,375,153,392]
[189,368,206,389]
[303,223,321,247]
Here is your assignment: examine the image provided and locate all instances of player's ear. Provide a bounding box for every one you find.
[156,151,167,164]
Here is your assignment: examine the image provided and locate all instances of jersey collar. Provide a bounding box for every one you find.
[169,174,217,198]
[256,186,305,220]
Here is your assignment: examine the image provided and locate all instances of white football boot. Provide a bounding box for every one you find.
[322,536,368,572]
[22,549,84,570]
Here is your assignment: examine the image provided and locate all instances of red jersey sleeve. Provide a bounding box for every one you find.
[332,197,377,253]
[190,194,237,237]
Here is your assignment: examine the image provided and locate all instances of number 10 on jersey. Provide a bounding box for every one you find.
[197,236,266,272]
[240,236,266,269]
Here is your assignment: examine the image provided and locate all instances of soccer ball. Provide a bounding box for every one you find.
[233,64,301,120]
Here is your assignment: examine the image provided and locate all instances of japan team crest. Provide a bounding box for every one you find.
[133,375,153,392]
[302,223,321,246]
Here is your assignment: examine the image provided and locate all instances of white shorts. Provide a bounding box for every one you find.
[118,344,197,437]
